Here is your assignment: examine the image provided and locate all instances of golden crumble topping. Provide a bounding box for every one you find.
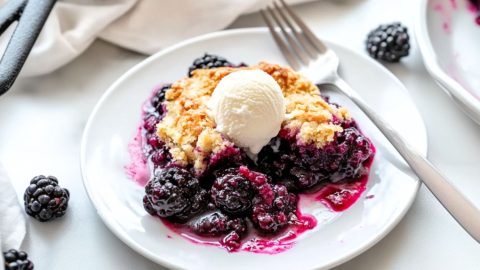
[156,62,350,172]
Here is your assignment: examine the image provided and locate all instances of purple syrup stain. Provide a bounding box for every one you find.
[432,2,453,34]
[433,3,444,11]
[167,235,172,239]
[365,194,375,200]
[159,207,317,254]
[125,127,150,186]
[442,21,451,33]
[314,177,368,212]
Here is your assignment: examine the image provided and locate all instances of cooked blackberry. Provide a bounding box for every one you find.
[191,211,247,251]
[238,166,297,233]
[24,175,70,222]
[188,54,233,76]
[150,145,172,168]
[329,127,373,182]
[3,249,34,270]
[143,167,207,220]
[190,211,247,236]
[250,184,297,233]
[211,168,254,215]
[198,145,251,186]
[170,188,209,222]
[143,114,160,134]
[151,84,171,113]
[258,127,373,190]
[366,22,410,62]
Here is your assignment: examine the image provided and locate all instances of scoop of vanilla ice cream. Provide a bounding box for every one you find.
[208,69,285,155]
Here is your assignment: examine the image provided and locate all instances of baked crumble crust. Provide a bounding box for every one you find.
[156,62,351,171]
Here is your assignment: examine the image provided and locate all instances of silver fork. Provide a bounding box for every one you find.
[262,0,480,243]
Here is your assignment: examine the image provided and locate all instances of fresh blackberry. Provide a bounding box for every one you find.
[24,175,70,222]
[366,22,410,62]
[151,84,171,113]
[3,249,34,270]
[143,167,208,221]
[211,168,254,215]
[238,166,297,233]
[188,54,234,76]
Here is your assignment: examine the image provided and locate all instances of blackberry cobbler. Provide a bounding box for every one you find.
[128,54,375,253]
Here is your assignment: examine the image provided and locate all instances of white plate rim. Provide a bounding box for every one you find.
[415,0,480,124]
[80,27,426,270]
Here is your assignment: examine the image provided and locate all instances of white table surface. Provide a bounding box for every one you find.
[1,0,479,269]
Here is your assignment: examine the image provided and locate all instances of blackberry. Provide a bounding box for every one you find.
[3,249,34,270]
[150,145,172,168]
[171,188,209,222]
[24,175,70,222]
[190,211,247,236]
[200,145,250,182]
[191,211,247,251]
[143,114,160,134]
[211,168,254,215]
[143,167,208,221]
[329,127,373,182]
[258,126,373,190]
[366,22,410,62]
[151,84,171,113]
[238,166,297,233]
[250,184,297,233]
[188,54,234,76]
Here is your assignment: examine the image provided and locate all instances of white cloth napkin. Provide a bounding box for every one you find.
[0,0,314,77]
[0,163,26,266]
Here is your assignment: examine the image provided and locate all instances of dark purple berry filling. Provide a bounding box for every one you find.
[211,168,254,215]
[257,125,373,191]
[130,55,375,253]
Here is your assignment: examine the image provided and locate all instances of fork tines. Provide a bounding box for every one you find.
[261,0,327,69]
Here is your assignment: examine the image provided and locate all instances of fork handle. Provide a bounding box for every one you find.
[333,77,480,243]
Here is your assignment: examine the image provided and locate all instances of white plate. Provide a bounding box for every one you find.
[81,28,427,270]
[416,0,480,124]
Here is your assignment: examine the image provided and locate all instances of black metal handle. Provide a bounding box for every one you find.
[0,0,57,96]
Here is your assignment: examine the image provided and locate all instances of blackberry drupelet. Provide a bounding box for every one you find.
[188,54,234,76]
[211,168,254,215]
[3,249,34,270]
[24,175,70,222]
[143,167,208,221]
[366,22,410,62]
